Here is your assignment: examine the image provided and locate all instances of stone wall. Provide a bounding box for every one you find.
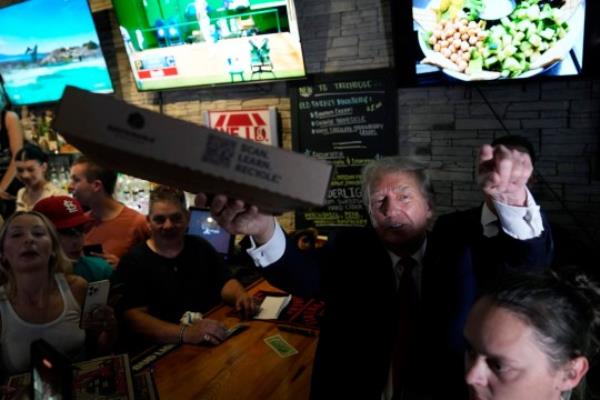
[397,81,600,249]
[86,0,599,247]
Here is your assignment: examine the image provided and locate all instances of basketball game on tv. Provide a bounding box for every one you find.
[113,0,306,90]
[410,0,586,83]
[0,0,114,106]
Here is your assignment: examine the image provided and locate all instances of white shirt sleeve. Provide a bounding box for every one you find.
[492,188,544,240]
[246,219,286,267]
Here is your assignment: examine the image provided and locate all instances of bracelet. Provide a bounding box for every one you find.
[179,324,188,344]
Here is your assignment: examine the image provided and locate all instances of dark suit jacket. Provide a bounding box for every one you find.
[262,205,553,399]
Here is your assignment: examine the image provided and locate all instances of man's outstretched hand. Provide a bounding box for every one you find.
[195,194,275,245]
[478,144,532,207]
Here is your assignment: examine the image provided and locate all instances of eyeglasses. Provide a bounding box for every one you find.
[151,213,185,225]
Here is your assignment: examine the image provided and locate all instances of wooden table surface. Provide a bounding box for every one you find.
[152,280,318,400]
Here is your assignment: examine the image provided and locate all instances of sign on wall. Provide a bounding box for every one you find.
[291,69,397,231]
[203,107,278,146]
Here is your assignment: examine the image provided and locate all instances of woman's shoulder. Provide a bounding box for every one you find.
[3,110,20,130]
[15,186,25,198]
[63,273,88,305]
[3,110,18,123]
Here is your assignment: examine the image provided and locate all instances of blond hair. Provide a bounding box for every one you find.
[0,211,73,295]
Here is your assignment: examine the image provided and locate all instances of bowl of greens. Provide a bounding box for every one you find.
[413,0,585,80]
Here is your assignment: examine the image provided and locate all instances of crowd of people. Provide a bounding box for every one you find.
[0,110,256,390]
[0,104,597,400]
[200,135,599,400]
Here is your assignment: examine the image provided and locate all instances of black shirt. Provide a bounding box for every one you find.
[118,235,232,323]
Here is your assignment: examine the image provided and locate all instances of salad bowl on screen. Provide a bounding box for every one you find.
[413,0,585,81]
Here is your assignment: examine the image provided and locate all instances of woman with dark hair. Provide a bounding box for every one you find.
[464,269,600,400]
[0,96,24,217]
[14,144,66,211]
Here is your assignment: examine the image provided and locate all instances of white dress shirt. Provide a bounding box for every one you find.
[248,188,544,267]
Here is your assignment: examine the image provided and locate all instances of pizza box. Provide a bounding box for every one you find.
[53,87,333,215]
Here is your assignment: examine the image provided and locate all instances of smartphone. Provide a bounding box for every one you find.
[83,243,103,256]
[31,339,72,400]
[80,279,110,329]
[225,324,249,339]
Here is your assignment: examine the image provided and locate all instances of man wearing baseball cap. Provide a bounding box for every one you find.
[34,196,113,282]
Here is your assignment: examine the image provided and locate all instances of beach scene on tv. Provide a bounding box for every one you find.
[114,0,306,90]
[0,0,113,106]
[411,0,586,83]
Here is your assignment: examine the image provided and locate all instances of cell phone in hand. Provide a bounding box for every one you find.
[225,324,249,339]
[83,243,103,256]
[80,279,110,329]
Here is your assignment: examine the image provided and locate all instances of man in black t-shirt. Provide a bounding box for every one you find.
[118,187,256,348]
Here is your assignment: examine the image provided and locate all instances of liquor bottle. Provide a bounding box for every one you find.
[44,111,59,153]
[35,115,50,152]
[20,106,35,142]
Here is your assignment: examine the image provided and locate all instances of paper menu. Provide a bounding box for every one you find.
[254,295,292,320]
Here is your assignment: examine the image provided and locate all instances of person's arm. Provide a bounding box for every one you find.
[478,144,544,239]
[487,188,544,240]
[123,307,227,345]
[195,194,275,244]
[195,193,324,298]
[67,274,87,307]
[67,275,117,355]
[220,278,257,319]
[195,193,284,266]
[478,144,530,207]
[0,111,23,198]
[477,144,553,267]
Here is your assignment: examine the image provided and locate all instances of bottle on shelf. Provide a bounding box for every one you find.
[115,174,150,215]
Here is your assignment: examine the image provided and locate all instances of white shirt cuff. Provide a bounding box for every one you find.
[493,188,544,240]
[246,220,286,267]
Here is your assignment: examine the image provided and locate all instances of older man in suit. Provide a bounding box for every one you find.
[198,140,552,399]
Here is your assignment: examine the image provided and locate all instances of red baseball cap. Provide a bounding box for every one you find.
[33,196,91,230]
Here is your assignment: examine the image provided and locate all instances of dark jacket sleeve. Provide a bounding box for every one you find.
[432,205,553,279]
[260,234,328,299]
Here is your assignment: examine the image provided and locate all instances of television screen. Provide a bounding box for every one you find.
[112,0,306,90]
[187,207,233,257]
[409,0,586,84]
[0,0,113,106]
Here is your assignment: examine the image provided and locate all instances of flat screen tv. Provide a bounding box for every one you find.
[0,0,114,106]
[112,0,306,90]
[187,207,234,258]
[406,0,587,84]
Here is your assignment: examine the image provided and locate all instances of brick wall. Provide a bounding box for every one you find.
[397,81,600,249]
[89,0,393,231]
[88,0,599,247]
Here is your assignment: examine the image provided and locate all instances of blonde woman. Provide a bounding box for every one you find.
[0,211,115,375]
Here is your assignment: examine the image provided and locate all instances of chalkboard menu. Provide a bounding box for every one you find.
[291,69,397,231]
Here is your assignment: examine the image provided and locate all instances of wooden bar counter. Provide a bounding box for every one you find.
[151,280,318,400]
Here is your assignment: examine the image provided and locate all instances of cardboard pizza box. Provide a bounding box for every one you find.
[53,87,333,215]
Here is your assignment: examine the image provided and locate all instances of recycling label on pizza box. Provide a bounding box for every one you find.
[204,107,278,146]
